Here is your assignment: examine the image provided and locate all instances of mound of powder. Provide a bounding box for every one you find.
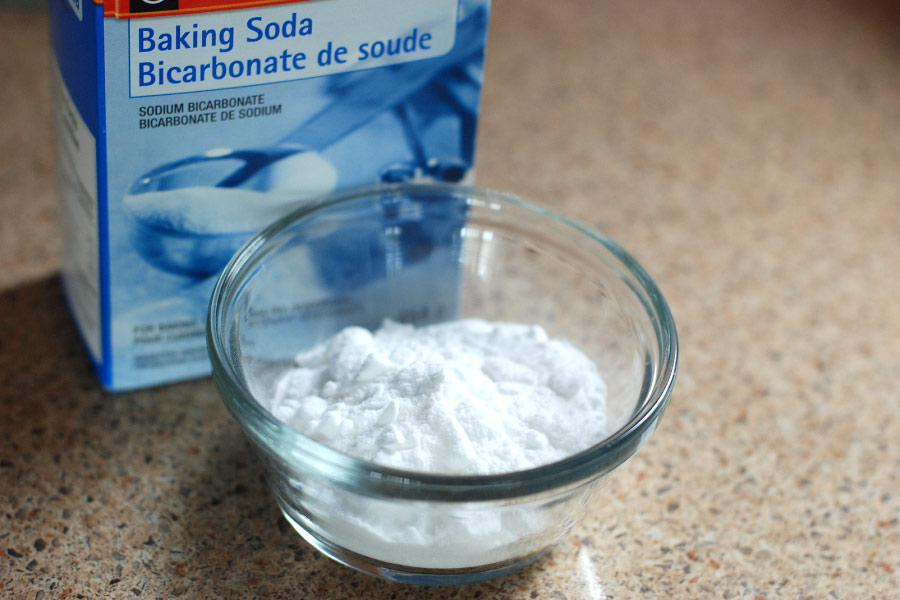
[270,319,607,475]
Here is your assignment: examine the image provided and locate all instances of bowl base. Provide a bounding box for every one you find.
[279,506,553,585]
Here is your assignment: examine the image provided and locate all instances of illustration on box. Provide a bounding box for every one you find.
[103,1,488,387]
[50,0,491,388]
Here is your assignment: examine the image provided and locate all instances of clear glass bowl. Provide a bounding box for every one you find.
[207,183,678,585]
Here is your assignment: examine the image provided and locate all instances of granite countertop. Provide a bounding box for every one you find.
[2,1,899,598]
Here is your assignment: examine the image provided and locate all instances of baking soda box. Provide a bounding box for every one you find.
[50,0,491,390]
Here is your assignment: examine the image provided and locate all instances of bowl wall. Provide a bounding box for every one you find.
[208,184,677,582]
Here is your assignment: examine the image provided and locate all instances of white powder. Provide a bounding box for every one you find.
[268,318,608,569]
[271,318,607,475]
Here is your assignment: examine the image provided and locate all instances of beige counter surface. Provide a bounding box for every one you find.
[2,1,899,598]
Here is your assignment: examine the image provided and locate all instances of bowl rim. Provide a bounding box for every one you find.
[207,182,678,501]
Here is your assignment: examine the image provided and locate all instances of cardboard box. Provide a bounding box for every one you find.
[49,0,491,390]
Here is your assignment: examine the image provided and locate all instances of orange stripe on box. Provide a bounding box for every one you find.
[104,0,311,19]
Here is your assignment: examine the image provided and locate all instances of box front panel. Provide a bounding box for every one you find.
[95,0,490,389]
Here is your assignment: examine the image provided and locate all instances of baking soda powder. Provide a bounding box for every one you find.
[268,319,608,568]
[271,319,608,475]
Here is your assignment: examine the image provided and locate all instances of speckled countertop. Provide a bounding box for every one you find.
[2,1,899,598]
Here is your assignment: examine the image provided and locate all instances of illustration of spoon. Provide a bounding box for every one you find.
[125,6,488,278]
[131,7,487,195]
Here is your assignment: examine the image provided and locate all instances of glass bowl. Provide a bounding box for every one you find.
[207,183,678,585]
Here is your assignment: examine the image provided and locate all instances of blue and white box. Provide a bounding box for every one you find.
[49,0,491,390]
